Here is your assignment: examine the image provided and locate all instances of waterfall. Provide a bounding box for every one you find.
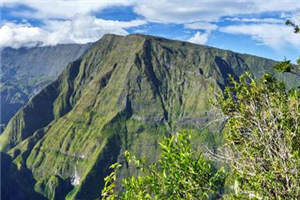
[71,166,80,186]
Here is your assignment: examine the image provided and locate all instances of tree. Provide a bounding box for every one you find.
[208,19,300,199]
[273,59,292,73]
[274,20,300,74]
[216,72,300,199]
[101,132,226,200]
[273,58,300,75]
[286,20,300,34]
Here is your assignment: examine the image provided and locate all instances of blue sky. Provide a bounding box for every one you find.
[1,0,299,62]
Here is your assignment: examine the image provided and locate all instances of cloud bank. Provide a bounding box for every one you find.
[0,15,146,48]
[220,23,300,48]
[1,0,300,48]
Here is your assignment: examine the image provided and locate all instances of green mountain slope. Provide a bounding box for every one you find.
[0,43,92,132]
[1,34,299,200]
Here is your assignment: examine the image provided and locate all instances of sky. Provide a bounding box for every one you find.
[0,0,299,62]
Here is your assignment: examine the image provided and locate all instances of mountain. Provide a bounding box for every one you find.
[1,34,299,200]
[0,43,92,132]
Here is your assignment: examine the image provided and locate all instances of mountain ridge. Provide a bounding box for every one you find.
[1,34,299,200]
[0,43,92,132]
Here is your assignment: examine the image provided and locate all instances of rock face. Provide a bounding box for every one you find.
[1,34,299,200]
[0,43,92,131]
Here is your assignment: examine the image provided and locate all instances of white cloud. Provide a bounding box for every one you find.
[184,22,217,31]
[290,12,300,23]
[224,17,285,24]
[188,31,210,44]
[0,23,46,48]
[2,0,135,20]
[2,0,300,48]
[0,15,146,48]
[3,0,300,23]
[44,15,146,44]
[220,23,300,48]
[134,0,300,24]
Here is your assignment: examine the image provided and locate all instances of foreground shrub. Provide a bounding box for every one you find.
[217,73,300,199]
[101,132,226,200]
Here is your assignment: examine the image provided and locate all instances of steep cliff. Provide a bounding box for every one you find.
[1,34,299,200]
[0,43,92,131]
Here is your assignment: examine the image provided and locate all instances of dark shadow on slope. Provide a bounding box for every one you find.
[142,39,168,122]
[215,56,239,90]
[73,98,133,200]
[2,58,83,151]
[1,152,47,200]
[0,87,28,132]
[73,133,122,200]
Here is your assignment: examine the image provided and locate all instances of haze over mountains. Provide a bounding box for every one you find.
[0,43,92,132]
[1,34,299,200]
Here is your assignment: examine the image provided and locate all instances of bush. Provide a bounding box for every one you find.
[217,73,300,199]
[101,132,226,200]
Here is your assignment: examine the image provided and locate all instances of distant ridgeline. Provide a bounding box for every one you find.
[0,43,92,132]
[1,34,299,200]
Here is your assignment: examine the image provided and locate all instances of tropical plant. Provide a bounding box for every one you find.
[286,20,300,33]
[216,72,300,199]
[274,20,300,75]
[101,132,226,200]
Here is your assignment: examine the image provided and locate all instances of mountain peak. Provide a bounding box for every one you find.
[1,33,299,200]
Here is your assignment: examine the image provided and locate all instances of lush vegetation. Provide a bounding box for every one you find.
[219,73,299,199]
[0,44,90,132]
[220,24,300,199]
[102,132,226,200]
[100,21,300,200]
[102,71,299,200]
[1,34,299,200]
